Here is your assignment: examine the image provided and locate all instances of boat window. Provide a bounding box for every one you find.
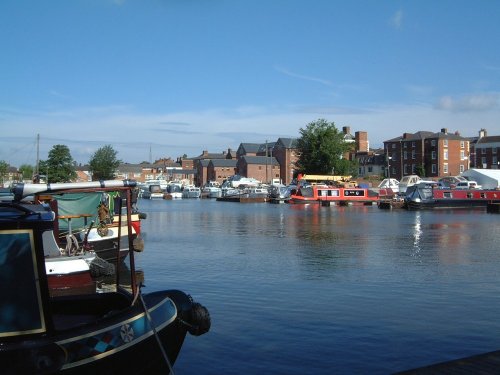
[328,190,339,197]
[467,193,473,199]
[0,230,46,337]
[443,192,452,199]
[301,186,314,197]
[481,193,486,198]
[420,188,434,199]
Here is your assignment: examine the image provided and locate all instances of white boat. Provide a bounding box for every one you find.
[378,178,400,193]
[202,181,222,198]
[246,186,269,198]
[164,182,183,199]
[398,175,422,194]
[141,183,164,199]
[182,185,201,198]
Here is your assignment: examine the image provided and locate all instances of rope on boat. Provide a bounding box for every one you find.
[138,285,175,375]
[64,234,80,255]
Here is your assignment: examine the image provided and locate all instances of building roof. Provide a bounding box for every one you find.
[275,137,298,148]
[195,152,229,160]
[477,135,500,144]
[199,159,211,167]
[257,142,276,154]
[240,156,279,165]
[209,159,237,167]
[237,143,262,154]
[428,131,467,141]
[357,154,386,165]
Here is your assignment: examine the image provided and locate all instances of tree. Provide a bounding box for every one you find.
[0,160,9,185]
[19,164,34,181]
[89,145,121,181]
[44,144,77,183]
[295,119,355,175]
[416,165,426,177]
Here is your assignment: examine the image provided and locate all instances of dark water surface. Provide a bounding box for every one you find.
[134,199,500,374]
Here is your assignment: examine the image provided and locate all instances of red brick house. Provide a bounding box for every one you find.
[236,156,280,184]
[207,159,237,185]
[469,129,500,169]
[384,128,470,179]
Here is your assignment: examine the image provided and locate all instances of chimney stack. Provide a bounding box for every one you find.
[355,131,369,153]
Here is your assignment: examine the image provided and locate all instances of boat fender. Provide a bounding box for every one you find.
[133,236,145,252]
[89,256,115,277]
[187,302,211,336]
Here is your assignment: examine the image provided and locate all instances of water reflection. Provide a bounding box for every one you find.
[411,211,422,259]
[135,199,500,374]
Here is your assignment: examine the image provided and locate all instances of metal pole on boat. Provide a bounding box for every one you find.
[115,197,123,287]
[126,188,137,297]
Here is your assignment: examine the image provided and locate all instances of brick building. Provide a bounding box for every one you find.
[207,159,237,185]
[272,138,298,185]
[384,128,469,179]
[236,156,280,183]
[469,129,500,169]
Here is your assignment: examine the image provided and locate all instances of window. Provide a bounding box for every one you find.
[392,152,397,160]
[431,140,436,146]
[482,148,486,154]
[404,164,409,174]
[432,164,437,173]
[460,141,465,148]
[493,147,498,154]
[482,157,487,166]
[443,163,448,173]
[392,143,396,149]
[460,164,465,173]
[443,139,448,146]
[412,142,415,148]
[412,164,416,174]
[404,151,408,160]
[403,142,407,148]
[368,166,373,173]
[460,150,465,160]
[444,150,448,160]
[412,150,415,159]
[432,151,436,160]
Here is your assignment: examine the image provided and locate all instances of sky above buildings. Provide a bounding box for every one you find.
[1,0,500,167]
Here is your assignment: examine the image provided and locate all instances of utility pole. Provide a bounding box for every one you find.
[265,140,268,183]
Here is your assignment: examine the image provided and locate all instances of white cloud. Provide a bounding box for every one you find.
[435,93,500,112]
[390,10,403,29]
[274,66,332,86]
[1,101,500,167]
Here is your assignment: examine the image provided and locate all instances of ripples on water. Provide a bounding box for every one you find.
[134,199,500,374]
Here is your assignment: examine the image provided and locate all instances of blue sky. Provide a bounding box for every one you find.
[1,0,500,167]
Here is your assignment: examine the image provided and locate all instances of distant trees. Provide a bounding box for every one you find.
[0,160,9,185]
[41,145,77,183]
[88,145,121,181]
[295,119,357,176]
[19,164,34,180]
